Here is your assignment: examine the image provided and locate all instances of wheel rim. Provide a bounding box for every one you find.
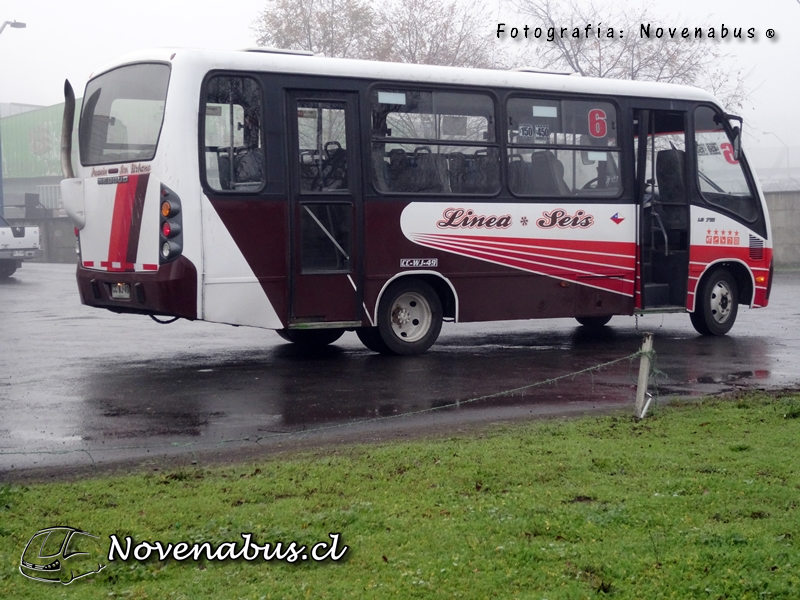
[389,291,432,343]
[709,279,733,324]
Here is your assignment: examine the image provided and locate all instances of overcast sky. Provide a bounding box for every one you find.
[1,0,797,160]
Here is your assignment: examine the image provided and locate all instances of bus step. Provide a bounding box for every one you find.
[644,283,670,307]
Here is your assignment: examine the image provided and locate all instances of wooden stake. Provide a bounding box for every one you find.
[635,333,654,419]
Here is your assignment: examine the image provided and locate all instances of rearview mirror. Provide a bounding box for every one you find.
[727,114,743,162]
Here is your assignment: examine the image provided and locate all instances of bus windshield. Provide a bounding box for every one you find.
[79,63,170,166]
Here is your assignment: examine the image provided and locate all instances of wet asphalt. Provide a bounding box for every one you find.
[1,263,798,478]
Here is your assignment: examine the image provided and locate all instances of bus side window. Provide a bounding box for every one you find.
[203,75,265,193]
[296,102,349,192]
[506,98,621,198]
[370,89,500,196]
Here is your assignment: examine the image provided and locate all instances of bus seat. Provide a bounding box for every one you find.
[235,148,264,186]
[321,142,347,190]
[217,148,263,190]
[372,148,390,192]
[450,150,499,195]
[655,149,686,205]
[473,148,500,194]
[655,149,688,240]
[413,148,449,193]
[218,153,232,190]
[530,151,570,196]
[447,152,468,193]
[387,148,413,192]
[508,154,533,195]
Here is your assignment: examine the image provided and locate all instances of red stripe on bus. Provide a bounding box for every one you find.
[106,175,140,271]
[143,264,158,271]
[125,174,150,264]
[412,233,635,295]
[83,261,95,267]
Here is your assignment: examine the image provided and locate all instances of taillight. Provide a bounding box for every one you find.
[159,184,183,264]
[161,221,181,238]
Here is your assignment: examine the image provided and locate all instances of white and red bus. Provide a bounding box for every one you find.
[60,48,772,355]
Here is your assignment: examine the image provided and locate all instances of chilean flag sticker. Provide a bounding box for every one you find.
[611,212,625,225]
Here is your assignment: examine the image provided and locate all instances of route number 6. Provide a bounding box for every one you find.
[588,109,607,138]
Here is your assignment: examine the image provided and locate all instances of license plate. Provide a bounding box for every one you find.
[111,283,130,299]
[12,250,24,257]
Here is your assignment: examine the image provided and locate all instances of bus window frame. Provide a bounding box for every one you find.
[79,61,172,168]
[367,82,502,198]
[199,70,267,196]
[504,92,625,202]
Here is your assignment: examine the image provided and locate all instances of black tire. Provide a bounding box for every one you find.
[376,279,443,355]
[690,268,738,336]
[356,327,392,354]
[275,328,345,348]
[575,315,612,328]
[0,260,17,279]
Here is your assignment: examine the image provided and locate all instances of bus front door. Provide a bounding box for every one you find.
[635,109,691,309]
[287,91,362,328]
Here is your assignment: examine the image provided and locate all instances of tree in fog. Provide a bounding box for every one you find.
[253,0,376,58]
[252,0,510,68]
[507,0,749,108]
[370,0,504,68]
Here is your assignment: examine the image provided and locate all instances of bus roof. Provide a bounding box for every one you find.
[90,47,721,106]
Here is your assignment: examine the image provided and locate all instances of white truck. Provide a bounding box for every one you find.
[0,215,43,278]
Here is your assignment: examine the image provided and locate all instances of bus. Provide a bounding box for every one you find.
[60,48,773,355]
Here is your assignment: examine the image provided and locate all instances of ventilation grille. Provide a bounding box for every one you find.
[749,235,764,260]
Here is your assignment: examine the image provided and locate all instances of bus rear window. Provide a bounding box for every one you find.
[79,63,170,166]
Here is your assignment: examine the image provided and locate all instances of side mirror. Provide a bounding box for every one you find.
[727,114,743,162]
[731,126,741,162]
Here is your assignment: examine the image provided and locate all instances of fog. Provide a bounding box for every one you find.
[1,0,798,181]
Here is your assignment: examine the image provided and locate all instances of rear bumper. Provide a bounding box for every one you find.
[76,256,198,319]
[0,249,43,260]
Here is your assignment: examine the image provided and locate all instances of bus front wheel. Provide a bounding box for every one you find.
[376,279,443,355]
[690,268,738,336]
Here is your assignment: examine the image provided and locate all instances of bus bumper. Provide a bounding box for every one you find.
[76,256,198,320]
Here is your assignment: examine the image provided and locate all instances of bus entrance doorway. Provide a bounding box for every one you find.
[287,91,362,328]
[635,109,690,310]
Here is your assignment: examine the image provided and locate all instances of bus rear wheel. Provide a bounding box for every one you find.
[575,315,612,328]
[376,279,443,355]
[690,268,738,336]
[276,328,345,348]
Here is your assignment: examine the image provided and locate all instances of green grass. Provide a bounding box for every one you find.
[3,392,800,599]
